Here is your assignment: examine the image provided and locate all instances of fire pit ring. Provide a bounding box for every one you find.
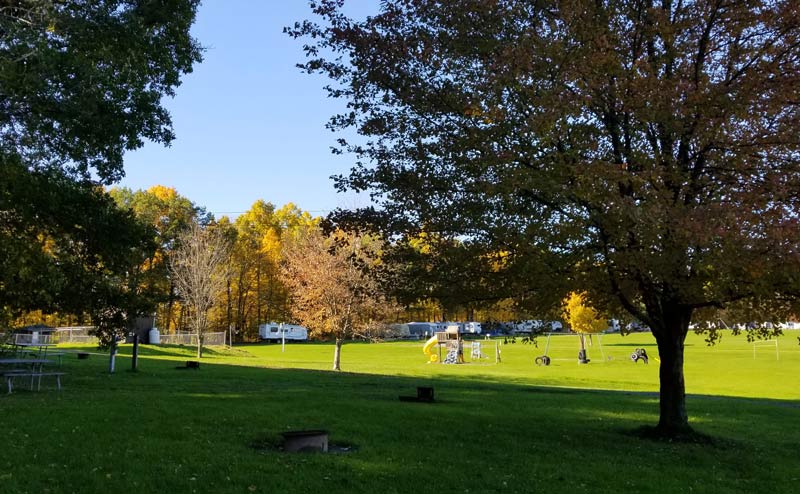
[281,430,329,453]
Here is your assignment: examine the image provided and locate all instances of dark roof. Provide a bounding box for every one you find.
[17,324,56,333]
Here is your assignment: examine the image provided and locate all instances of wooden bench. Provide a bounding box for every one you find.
[3,372,65,393]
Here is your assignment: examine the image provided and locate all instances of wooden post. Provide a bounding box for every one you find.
[131,334,139,371]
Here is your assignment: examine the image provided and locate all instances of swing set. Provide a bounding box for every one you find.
[534,332,606,365]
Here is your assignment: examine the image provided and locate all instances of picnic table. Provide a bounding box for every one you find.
[15,345,64,365]
[0,358,63,394]
[13,341,57,354]
[12,341,66,364]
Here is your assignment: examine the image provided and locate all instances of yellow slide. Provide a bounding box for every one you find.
[423,336,439,363]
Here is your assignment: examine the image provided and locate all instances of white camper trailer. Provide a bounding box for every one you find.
[407,322,442,337]
[463,322,482,334]
[511,320,563,334]
[259,323,308,341]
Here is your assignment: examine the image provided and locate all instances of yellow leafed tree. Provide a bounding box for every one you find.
[562,292,607,334]
[562,292,607,361]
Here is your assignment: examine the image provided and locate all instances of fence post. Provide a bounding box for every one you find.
[131,334,139,371]
[109,339,117,374]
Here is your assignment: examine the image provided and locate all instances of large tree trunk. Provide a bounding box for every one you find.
[651,305,693,435]
[655,333,689,433]
[332,337,343,371]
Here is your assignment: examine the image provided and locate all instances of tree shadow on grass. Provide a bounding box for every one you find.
[6,353,798,494]
[50,349,800,451]
[603,342,694,347]
[116,343,248,358]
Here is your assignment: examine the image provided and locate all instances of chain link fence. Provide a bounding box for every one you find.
[55,327,99,344]
[45,327,226,346]
[158,331,226,346]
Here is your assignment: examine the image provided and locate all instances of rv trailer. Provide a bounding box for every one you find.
[258,323,309,341]
[463,322,482,334]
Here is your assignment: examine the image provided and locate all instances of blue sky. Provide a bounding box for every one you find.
[119,1,379,218]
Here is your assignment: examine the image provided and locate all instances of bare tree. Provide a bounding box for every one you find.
[170,223,230,358]
[282,228,395,371]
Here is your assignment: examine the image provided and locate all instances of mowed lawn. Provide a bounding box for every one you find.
[1,331,798,493]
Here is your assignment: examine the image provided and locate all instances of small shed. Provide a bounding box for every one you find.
[126,316,156,344]
[15,324,56,344]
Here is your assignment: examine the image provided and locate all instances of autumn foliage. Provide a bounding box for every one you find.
[281,228,396,370]
[562,292,607,335]
[291,0,800,435]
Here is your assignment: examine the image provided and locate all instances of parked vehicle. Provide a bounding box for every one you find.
[407,322,440,337]
[604,319,621,333]
[258,323,308,341]
[405,321,482,336]
[625,321,650,332]
[510,320,563,334]
[463,321,482,334]
[385,324,413,339]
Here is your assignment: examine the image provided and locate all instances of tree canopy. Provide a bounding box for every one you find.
[291,0,800,435]
[0,0,202,337]
[563,292,608,336]
[1,0,202,182]
[281,228,395,370]
[110,185,208,331]
[0,159,155,339]
[218,201,318,341]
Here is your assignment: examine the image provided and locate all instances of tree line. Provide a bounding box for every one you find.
[8,184,526,350]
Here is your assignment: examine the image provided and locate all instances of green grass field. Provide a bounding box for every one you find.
[1,331,798,493]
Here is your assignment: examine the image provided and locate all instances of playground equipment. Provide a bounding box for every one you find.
[423,330,499,364]
[423,330,460,363]
[534,333,606,365]
[630,348,649,364]
[753,339,779,360]
[422,335,439,363]
[470,341,488,360]
[441,340,463,364]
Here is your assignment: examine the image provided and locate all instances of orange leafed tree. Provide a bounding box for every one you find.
[281,227,395,371]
